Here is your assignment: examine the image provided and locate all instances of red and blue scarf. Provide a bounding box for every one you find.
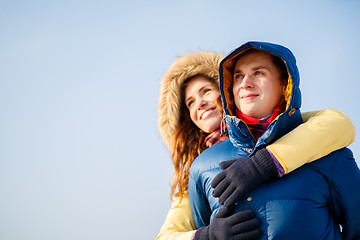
[235,102,286,141]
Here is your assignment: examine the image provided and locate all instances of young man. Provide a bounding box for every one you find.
[188,41,360,239]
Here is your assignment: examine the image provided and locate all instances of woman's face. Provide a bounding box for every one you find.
[184,76,222,133]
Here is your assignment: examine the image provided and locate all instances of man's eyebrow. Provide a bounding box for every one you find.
[253,65,271,71]
[233,65,271,75]
[233,69,241,75]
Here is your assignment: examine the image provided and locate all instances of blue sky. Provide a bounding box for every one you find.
[1,0,360,239]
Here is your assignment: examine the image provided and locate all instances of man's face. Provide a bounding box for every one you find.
[232,51,286,119]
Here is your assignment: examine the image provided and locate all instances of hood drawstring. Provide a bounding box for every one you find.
[220,115,228,137]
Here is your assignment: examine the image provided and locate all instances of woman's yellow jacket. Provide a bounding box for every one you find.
[156,109,355,240]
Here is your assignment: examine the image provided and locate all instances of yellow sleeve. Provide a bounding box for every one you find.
[266,109,355,174]
[156,195,196,240]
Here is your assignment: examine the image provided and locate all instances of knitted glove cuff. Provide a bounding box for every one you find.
[194,226,209,240]
[252,148,278,178]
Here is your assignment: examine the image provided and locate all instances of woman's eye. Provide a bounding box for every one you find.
[204,88,212,94]
[187,101,194,108]
[255,71,263,76]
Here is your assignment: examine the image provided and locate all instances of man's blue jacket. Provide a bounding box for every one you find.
[188,41,360,239]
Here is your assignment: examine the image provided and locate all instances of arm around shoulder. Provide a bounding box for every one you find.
[267,109,355,174]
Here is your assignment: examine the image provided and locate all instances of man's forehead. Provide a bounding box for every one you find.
[233,52,274,70]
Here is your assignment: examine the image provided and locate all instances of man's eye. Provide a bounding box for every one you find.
[255,71,263,76]
[234,74,243,80]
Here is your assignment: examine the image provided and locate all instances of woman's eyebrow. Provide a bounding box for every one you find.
[198,84,213,92]
[186,84,213,103]
[185,96,192,104]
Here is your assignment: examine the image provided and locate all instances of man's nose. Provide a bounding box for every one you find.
[240,75,254,89]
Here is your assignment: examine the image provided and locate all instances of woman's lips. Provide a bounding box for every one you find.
[200,108,215,120]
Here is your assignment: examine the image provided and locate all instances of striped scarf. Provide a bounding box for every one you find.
[235,102,286,141]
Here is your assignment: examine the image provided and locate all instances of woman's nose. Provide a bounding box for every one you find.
[196,99,207,110]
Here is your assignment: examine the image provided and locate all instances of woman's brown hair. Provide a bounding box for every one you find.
[169,74,222,201]
[157,51,224,201]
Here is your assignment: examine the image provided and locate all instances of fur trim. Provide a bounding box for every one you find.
[158,51,224,151]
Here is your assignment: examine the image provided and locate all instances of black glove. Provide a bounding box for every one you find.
[194,207,261,240]
[211,148,278,206]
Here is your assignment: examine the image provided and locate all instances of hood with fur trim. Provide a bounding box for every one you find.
[158,52,224,151]
[219,41,303,149]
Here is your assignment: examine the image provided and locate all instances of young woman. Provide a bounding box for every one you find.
[156,51,355,240]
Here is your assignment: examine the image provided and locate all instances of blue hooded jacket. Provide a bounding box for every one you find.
[188,41,360,239]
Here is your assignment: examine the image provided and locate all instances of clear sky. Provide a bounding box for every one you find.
[1,0,360,239]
